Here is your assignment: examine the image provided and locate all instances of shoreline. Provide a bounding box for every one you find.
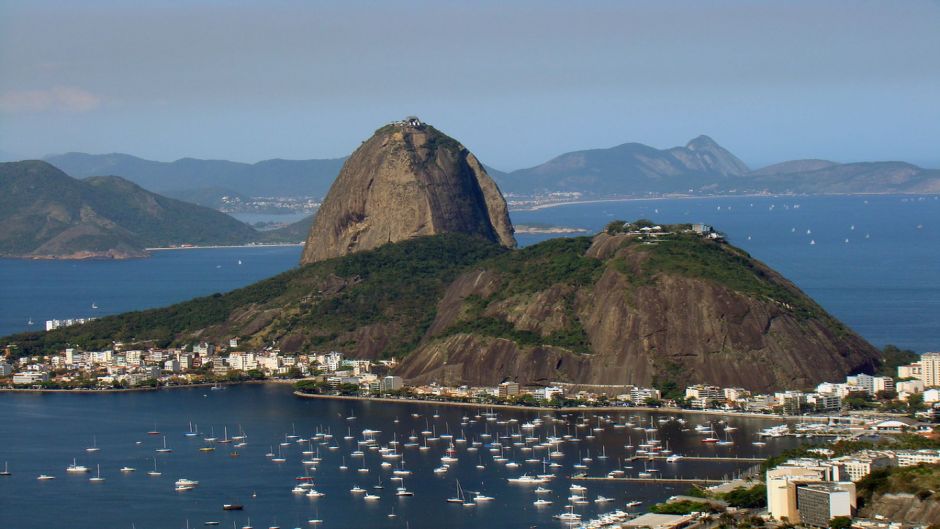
[0,379,296,395]
[511,191,938,212]
[0,383,909,425]
[292,391,819,421]
[145,242,304,251]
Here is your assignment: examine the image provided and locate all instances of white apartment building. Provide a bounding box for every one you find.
[227,352,257,371]
[895,449,940,466]
[88,350,113,364]
[629,387,661,404]
[831,452,896,482]
[898,362,923,379]
[848,374,894,395]
[12,371,49,384]
[686,385,722,408]
[806,393,842,411]
[125,350,143,366]
[320,352,343,372]
[723,387,750,401]
[921,352,940,387]
[924,388,940,404]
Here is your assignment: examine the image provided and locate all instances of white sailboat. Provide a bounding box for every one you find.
[147,457,161,477]
[89,464,105,483]
[155,436,172,453]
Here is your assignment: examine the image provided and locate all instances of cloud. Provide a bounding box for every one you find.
[0,86,102,113]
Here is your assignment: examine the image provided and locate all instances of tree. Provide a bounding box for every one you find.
[907,392,927,412]
[829,516,852,529]
[875,389,898,401]
[722,484,767,508]
[843,391,874,410]
[605,220,627,234]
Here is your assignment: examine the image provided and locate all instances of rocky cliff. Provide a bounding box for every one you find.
[394,229,880,391]
[301,118,515,264]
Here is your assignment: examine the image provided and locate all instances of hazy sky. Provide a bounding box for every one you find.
[1,0,938,170]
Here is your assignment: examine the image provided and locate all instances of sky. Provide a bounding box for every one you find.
[1,0,939,171]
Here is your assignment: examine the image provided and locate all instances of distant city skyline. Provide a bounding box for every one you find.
[1,0,939,170]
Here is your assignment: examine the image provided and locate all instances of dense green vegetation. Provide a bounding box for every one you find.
[482,236,601,297]
[258,215,314,243]
[650,500,718,514]
[652,360,690,401]
[640,233,819,317]
[876,345,920,378]
[857,463,940,507]
[440,237,600,353]
[721,484,767,508]
[3,234,505,357]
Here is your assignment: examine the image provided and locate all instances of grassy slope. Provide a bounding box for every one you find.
[441,237,602,353]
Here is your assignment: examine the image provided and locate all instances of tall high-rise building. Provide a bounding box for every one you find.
[922,352,940,387]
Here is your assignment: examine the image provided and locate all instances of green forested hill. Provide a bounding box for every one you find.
[0,160,262,258]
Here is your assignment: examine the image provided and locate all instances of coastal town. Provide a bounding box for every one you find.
[3,338,938,422]
[5,339,940,529]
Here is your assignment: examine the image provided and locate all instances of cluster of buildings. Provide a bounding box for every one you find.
[767,447,940,527]
[682,383,846,414]
[217,195,321,217]
[893,353,940,401]
[0,341,395,390]
[44,317,97,332]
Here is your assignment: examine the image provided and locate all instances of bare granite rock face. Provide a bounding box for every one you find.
[395,232,881,392]
[862,493,940,525]
[301,118,515,264]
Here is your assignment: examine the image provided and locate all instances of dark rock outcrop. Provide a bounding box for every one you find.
[301,118,515,264]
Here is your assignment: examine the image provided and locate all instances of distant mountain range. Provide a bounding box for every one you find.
[0,161,307,259]
[494,136,940,196]
[44,152,346,200]
[43,137,940,208]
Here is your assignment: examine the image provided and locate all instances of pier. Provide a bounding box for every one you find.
[625,455,766,463]
[572,475,730,485]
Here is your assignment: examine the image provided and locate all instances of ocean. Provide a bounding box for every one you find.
[1,194,937,352]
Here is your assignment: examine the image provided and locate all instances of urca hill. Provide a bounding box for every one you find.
[4,121,883,392]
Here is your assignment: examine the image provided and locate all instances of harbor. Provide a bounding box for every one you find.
[0,383,809,529]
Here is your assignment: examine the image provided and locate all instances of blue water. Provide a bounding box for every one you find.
[230,212,312,226]
[1,195,937,352]
[0,384,801,529]
[0,246,302,337]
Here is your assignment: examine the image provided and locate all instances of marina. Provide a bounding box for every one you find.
[0,384,806,529]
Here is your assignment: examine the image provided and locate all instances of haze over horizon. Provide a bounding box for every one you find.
[1,0,939,171]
